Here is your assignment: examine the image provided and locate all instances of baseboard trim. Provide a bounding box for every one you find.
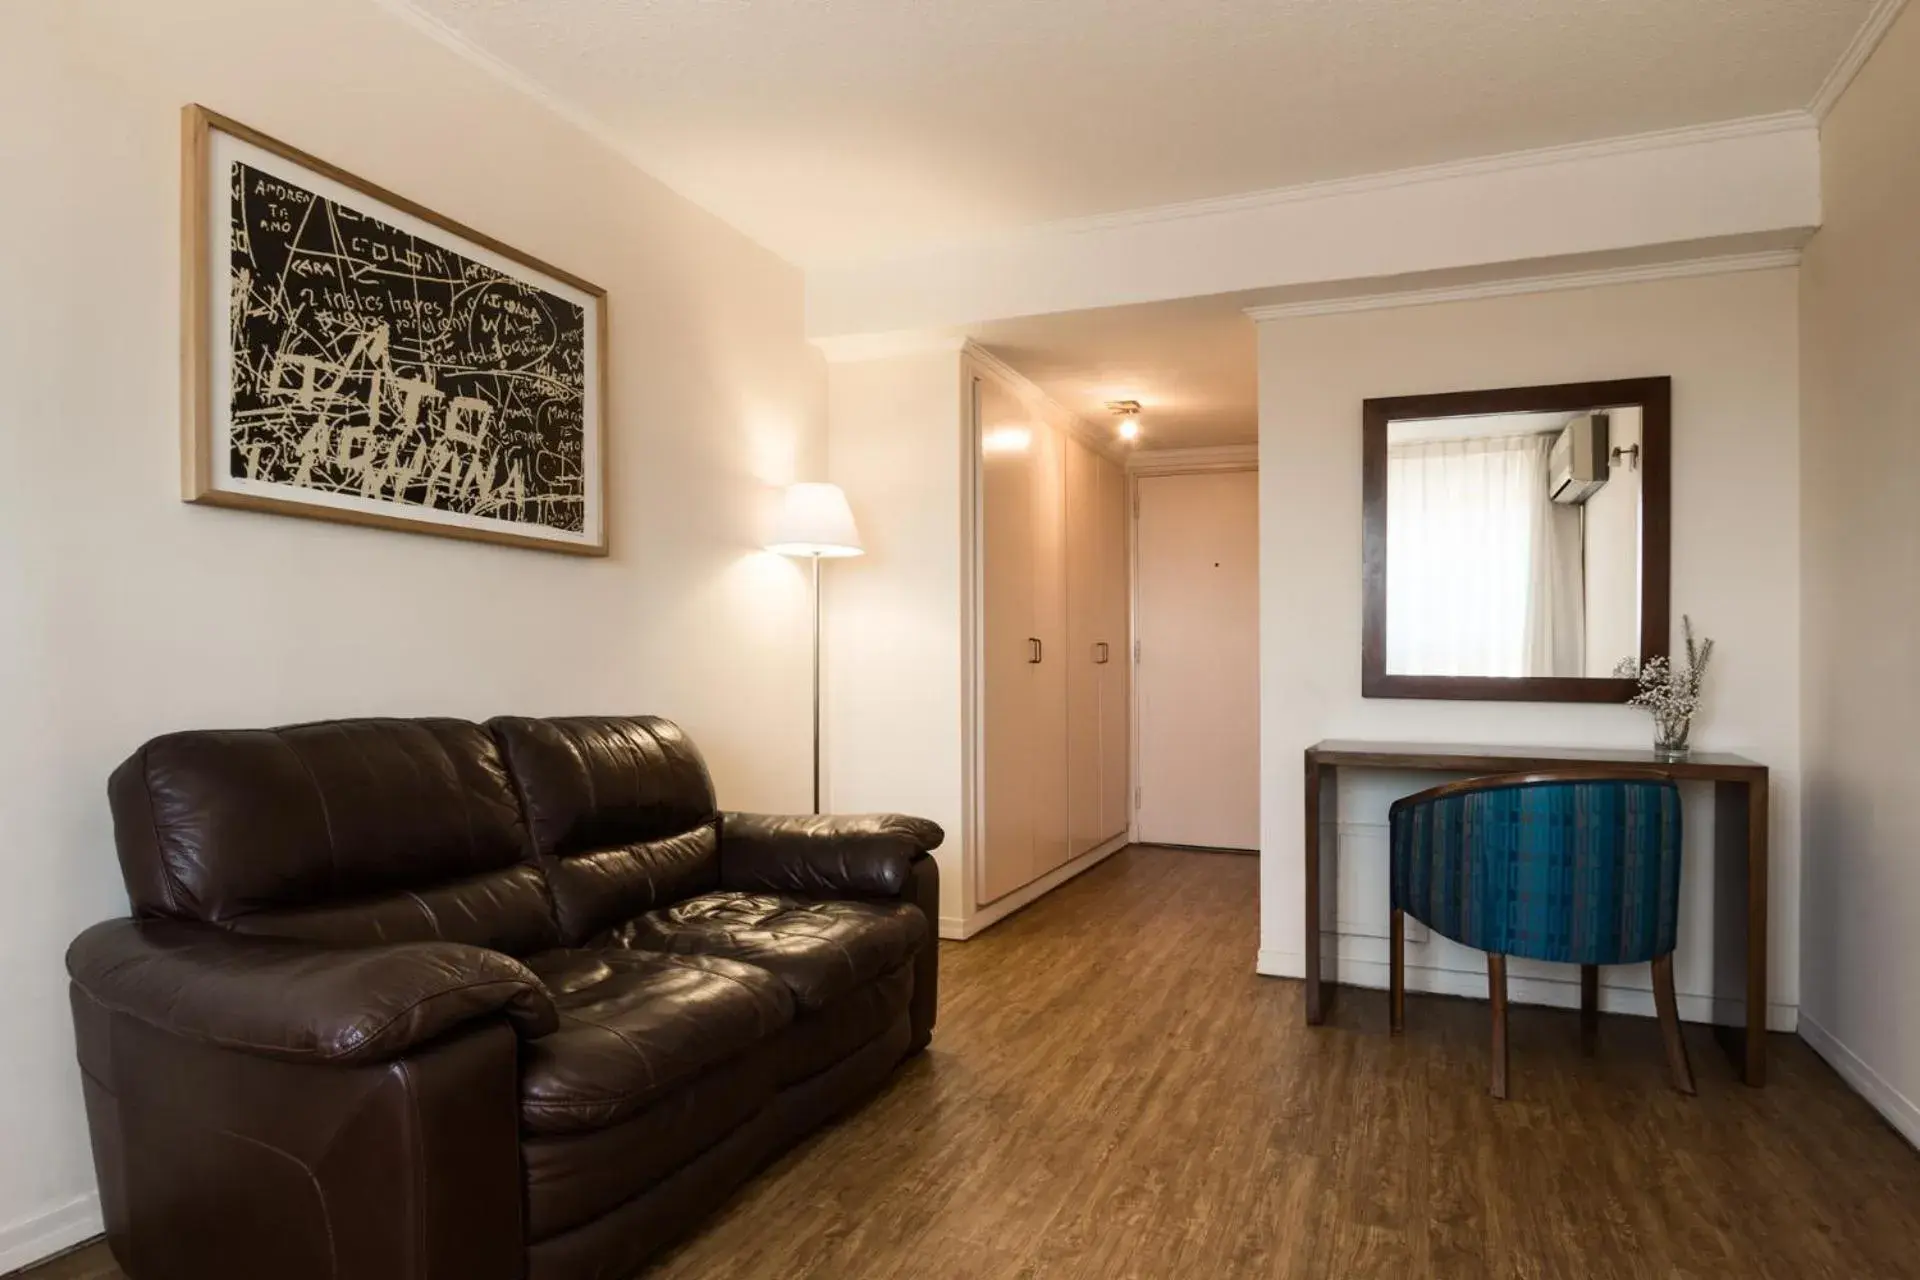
[1257,948,1306,979]
[1799,1013,1920,1150]
[940,836,1129,939]
[1254,948,1798,1032]
[0,1192,102,1274]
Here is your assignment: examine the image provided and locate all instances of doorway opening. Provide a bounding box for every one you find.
[962,294,1262,938]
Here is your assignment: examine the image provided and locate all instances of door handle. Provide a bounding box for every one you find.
[1095,642,1110,664]
[1029,638,1043,664]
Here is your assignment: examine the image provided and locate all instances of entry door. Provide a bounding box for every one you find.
[1135,470,1259,850]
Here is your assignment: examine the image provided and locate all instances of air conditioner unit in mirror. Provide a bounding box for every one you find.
[1549,413,1611,505]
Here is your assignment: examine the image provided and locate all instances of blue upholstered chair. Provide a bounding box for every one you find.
[1388,771,1694,1099]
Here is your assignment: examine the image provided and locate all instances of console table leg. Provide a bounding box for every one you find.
[1712,778,1769,1086]
[1304,754,1338,1024]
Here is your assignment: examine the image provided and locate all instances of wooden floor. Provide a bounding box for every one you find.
[27,846,1920,1279]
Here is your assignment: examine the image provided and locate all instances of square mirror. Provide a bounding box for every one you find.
[1361,377,1670,702]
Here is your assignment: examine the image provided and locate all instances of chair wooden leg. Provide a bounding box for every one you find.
[1650,953,1696,1096]
[1390,908,1406,1034]
[1580,964,1600,1055]
[1488,953,1509,1100]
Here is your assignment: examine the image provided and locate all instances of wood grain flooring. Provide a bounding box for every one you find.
[23,846,1920,1279]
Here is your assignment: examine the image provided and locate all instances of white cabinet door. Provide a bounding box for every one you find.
[1064,435,1106,860]
[977,379,1038,904]
[1134,470,1260,850]
[1027,414,1071,878]
[1096,453,1132,844]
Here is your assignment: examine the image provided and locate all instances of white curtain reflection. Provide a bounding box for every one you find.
[1387,434,1583,677]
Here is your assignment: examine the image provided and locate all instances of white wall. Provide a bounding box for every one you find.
[1582,406,1643,677]
[0,0,825,1266]
[824,347,1131,937]
[1798,3,1920,1146]
[823,350,970,925]
[1256,269,1803,1027]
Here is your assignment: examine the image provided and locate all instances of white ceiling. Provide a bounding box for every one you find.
[401,0,1877,268]
[971,299,1259,450]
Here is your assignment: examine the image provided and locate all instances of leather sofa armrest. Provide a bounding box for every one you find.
[67,918,558,1065]
[718,812,944,898]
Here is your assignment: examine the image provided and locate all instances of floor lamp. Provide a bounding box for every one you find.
[767,482,864,813]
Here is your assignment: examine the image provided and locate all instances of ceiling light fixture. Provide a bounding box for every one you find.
[1107,399,1143,444]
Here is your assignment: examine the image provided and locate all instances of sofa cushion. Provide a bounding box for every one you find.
[522,1050,771,1242]
[604,893,928,1012]
[517,949,791,1137]
[108,719,555,956]
[770,961,914,1086]
[490,716,722,945]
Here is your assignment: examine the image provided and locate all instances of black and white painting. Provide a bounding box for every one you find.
[187,109,606,554]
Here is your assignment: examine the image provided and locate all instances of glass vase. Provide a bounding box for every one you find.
[1653,713,1692,761]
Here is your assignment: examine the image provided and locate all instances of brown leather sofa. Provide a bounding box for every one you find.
[66,715,942,1280]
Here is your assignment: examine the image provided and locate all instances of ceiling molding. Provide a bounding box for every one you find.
[1809,0,1910,121]
[809,121,1818,338]
[1024,111,1814,244]
[1243,249,1802,323]
[963,343,1128,462]
[369,0,640,168]
[367,0,793,262]
[379,0,1845,328]
[1127,444,1258,474]
[960,342,1032,396]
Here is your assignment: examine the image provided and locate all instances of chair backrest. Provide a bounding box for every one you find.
[108,718,558,956]
[487,715,721,945]
[1389,771,1682,966]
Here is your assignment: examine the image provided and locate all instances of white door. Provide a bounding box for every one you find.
[977,378,1071,905]
[1064,435,1106,860]
[1026,411,1070,879]
[1135,470,1260,850]
[1095,452,1132,845]
[977,379,1038,904]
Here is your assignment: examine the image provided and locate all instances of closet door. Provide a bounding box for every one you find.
[1064,436,1106,860]
[978,380,1038,904]
[1027,416,1071,878]
[1096,454,1132,843]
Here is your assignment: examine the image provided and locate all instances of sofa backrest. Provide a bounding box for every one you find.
[487,715,720,945]
[108,718,558,956]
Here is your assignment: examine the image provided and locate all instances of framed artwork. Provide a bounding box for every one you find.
[181,105,608,555]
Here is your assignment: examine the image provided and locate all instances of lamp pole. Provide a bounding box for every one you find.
[766,482,862,818]
[810,551,822,814]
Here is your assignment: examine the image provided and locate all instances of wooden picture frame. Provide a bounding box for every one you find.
[1360,376,1672,702]
[181,105,610,555]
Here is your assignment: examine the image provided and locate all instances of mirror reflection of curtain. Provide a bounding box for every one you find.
[1387,435,1585,677]
[1526,455,1586,677]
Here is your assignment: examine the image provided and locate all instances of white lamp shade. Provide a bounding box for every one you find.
[767,482,864,557]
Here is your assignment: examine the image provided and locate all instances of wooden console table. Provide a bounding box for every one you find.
[1303,740,1771,1085]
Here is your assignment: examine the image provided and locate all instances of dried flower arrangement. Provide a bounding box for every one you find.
[1614,616,1716,759]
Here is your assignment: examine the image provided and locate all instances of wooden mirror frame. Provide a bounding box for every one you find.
[1361,376,1671,703]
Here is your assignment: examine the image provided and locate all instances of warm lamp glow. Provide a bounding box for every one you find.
[767,482,864,558]
[1117,418,1140,442]
[982,426,1033,454]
